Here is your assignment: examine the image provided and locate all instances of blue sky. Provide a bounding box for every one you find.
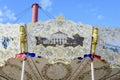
[0,0,120,27]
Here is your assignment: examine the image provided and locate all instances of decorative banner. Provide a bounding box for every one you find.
[15,52,42,59]
[96,28,120,68]
[27,16,93,64]
[35,32,84,47]
[0,24,21,67]
[77,54,105,62]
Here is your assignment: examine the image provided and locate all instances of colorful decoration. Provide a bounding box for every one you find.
[77,54,105,62]
[15,53,25,58]
[15,52,42,59]
[15,52,106,62]
[25,52,36,57]
[77,54,92,60]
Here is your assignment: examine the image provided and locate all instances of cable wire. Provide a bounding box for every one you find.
[26,58,39,80]
[67,59,85,80]
[40,7,55,19]
[24,25,37,80]
[0,74,9,80]
[101,70,120,80]
[13,7,31,23]
[30,57,44,80]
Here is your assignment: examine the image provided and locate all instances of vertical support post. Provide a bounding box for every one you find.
[91,61,94,80]
[20,25,26,80]
[32,3,39,22]
[91,27,98,80]
[21,59,25,80]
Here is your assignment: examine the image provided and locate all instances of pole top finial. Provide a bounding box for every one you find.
[32,3,40,8]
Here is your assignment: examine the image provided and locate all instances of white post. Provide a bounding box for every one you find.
[21,60,25,80]
[91,61,95,80]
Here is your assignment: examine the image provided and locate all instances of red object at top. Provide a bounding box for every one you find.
[32,3,39,22]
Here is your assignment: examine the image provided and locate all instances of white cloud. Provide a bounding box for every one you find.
[4,8,16,21]
[0,6,17,23]
[40,0,52,10]
[97,15,104,20]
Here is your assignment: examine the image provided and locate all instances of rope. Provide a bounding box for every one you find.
[13,7,31,23]
[25,24,40,80]
[15,6,31,17]
[26,58,39,80]
[0,74,9,80]
[102,70,120,80]
[40,7,55,19]
[67,59,84,80]
[30,57,44,80]
[13,3,55,23]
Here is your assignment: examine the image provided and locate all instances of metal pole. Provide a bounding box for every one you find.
[91,27,98,80]
[91,61,95,80]
[20,25,26,80]
[21,59,25,80]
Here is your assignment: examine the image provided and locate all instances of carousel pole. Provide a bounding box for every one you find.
[91,27,98,80]
[20,25,26,80]
[20,3,39,80]
[91,61,94,80]
[21,58,26,80]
